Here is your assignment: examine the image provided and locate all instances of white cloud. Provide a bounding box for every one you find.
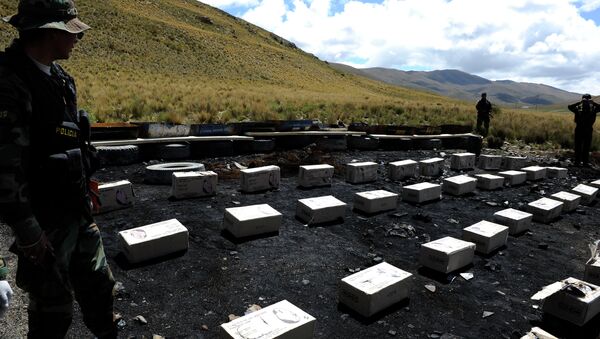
[229,0,600,93]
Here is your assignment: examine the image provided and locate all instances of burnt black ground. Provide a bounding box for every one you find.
[2,147,600,339]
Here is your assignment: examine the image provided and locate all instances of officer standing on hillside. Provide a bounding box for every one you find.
[475,92,493,136]
[0,1,117,338]
[568,94,600,167]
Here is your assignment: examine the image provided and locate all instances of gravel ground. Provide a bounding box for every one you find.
[1,146,600,339]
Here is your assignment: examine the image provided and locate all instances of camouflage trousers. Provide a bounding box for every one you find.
[12,214,116,339]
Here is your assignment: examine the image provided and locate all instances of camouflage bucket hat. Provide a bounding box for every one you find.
[2,0,90,33]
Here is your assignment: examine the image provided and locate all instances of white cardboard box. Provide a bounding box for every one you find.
[220,300,316,339]
[521,166,547,181]
[443,175,477,196]
[498,170,527,186]
[346,162,378,184]
[462,221,509,254]
[546,167,568,179]
[119,219,188,264]
[353,190,398,214]
[478,155,502,170]
[296,195,347,225]
[97,180,134,213]
[339,262,412,317]
[475,174,505,190]
[389,160,418,181]
[571,184,599,205]
[298,164,334,188]
[223,204,282,238]
[240,166,280,193]
[550,191,581,212]
[502,156,527,170]
[589,179,600,189]
[527,198,563,223]
[520,327,558,339]
[170,171,217,199]
[493,208,533,235]
[419,157,444,177]
[540,278,600,326]
[585,253,600,286]
[419,236,476,273]
[450,153,475,170]
[402,182,441,203]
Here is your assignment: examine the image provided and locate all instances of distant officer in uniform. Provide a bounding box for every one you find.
[0,1,117,338]
[568,94,600,166]
[475,92,493,136]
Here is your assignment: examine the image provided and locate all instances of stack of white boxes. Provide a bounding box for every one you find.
[493,208,532,235]
[353,190,398,214]
[498,170,527,186]
[240,165,280,193]
[521,166,546,181]
[475,174,505,190]
[419,237,476,273]
[502,156,527,170]
[450,153,475,170]
[97,180,135,214]
[571,184,599,205]
[170,171,217,199]
[296,195,347,225]
[550,191,581,212]
[589,179,600,189]
[388,160,418,181]
[478,155,502,170]
[119,219,189,264]
[419,158,444,177]
[346,162,378,184]
[338,262,412,317]
[223,204,282,238]
[220,300,316,339]
[540,278,600,326]
[462,221,509,254]
[402,182,441,203]
[298,164,334,188]
[527,198,563,223]
[443,175,477,196]
[546,167,568,179]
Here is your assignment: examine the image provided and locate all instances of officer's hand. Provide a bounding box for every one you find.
[0,280,12,318]
[18,232,55,266]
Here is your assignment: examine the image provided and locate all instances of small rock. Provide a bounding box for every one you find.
[460,272,474,281]
[408,324,415,329]
[228,314,240,321]
[388,330,397,336]
[232,201,241,205]
[486,201,499,207]
[425,284,436,292]
[116,319,127,329]
[340,313,349,321]
[447,218,459,224]
[230,251,238,255]
[302,279,311,286]
[372,256,384,264]
[245,304,262,315]
[482,311,494,318]
[133,315,147,325]
[153,335,165,339]
[576,209,586,215]
[201,324,209,331]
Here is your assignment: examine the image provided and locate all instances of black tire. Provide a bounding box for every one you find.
[96,145,139,166]
[145,162,206,185]
[157,143,191,160]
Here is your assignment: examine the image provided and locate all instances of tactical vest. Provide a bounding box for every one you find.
[3,42,92,224]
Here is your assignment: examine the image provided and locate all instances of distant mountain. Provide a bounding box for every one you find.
[329,64,581,106]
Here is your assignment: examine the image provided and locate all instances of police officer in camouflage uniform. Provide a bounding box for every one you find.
[0,1,117,337]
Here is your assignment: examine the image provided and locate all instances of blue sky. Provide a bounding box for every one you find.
[202,0,600,94]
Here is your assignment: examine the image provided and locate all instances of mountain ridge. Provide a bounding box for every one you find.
[330,63,581,106]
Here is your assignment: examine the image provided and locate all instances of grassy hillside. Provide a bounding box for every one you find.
[0,0,597,150]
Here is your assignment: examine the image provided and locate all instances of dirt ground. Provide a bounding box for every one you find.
[1,145,600,339]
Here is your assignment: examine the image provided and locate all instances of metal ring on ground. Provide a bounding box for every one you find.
[145,162,206,185]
